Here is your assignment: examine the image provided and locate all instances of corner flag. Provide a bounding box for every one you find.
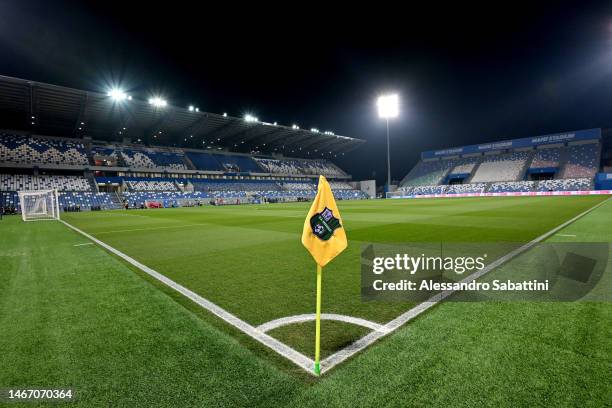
[301,175,348,375]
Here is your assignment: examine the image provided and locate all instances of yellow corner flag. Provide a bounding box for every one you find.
[301,175,348,375]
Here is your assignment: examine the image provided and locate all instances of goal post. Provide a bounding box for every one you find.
[385,190,408,199]
[18,189,61,221]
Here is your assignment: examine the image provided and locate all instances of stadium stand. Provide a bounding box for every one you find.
[488,180,536,192]
[1,173,121,210]
[185,151,223,171]
[281,181,317,191]
[1,174,91,191]
[535,178,593,192]
[470,151,530,183]
[0,133,88,165]
[212,154,262,173]
[398,185,447,195]
[400,159,450,186]
[328,181,353,190]
[561,143,600,178]
[530,147,561,168]
[396,130,606,198]
[122,191,210,207]
[445,183,487,194]
[120,148,188,171]
[125,179,179,192]
[401,157,481,186]
[253,157,346,177]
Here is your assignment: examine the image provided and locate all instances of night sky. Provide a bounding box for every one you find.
[1,1,611,184]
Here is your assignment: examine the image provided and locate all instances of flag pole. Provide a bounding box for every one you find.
[314,263,322,375]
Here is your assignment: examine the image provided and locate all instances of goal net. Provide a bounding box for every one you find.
[18,189,60,221]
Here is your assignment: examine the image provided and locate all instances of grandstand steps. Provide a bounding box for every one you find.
[464,158,483,183]
[84,142,97,166]
[439,168,451,185]
[555,148,569,179]
[399,162,420,186]
[518,151,535,181]
[182,154,197,170]
[329,161,349,178]
[86,174,99,193]
[595,142,603,173]
[111,192,124,208]
[115,151,128,167]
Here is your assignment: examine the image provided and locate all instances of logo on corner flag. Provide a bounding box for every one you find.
[310,207,341,241]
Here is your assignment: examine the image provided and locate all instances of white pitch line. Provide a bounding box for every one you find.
[58,197,609,376]
[319,197,610,374]
[73,242,93,246]
[59,220,316,375]
[94,223,206,235]
[257,313,388,334]
[557,234,576,237]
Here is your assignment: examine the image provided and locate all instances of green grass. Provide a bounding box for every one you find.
[1,196,610,407]
[61,196,606,355]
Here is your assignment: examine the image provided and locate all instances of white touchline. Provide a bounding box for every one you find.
[73,243,94,246]
[557,234,576,237]
[318,197,610,374]
[58,197,609,376]
[257,314,389,334]
[59,220,316,375]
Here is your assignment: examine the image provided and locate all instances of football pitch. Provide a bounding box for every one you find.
[1,196,611,407]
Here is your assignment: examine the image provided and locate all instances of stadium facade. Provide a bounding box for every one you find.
[393,128,612,198]
[0,76,371,212]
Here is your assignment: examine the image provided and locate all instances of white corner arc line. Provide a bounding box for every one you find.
[319,197,611,374]
[257,314,389,334]
[59,220,317,375]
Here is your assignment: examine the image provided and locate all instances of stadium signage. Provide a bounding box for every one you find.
[422,128,601,159]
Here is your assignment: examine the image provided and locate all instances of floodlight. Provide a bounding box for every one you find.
[376,93,400,195]
[188,105,195,111]
[148,97,167,107]
[108,88,129,102]
[311,128,319,133]
[244,114,258,122]
[292,124,300,129]
[377,94,399,119]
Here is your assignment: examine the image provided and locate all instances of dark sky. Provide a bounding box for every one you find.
[1,1,612,184]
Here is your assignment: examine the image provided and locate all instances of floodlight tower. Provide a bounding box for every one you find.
[377,94,399,194]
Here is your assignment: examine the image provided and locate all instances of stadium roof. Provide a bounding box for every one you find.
[0,75,364,158]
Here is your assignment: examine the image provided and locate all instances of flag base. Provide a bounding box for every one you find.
[314,362,320,375]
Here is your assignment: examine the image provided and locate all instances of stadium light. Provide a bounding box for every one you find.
[148,97,167,108]
[311,128,319,133]
[377,93,400,195]
[377,94,399,119]
[244,114,258,122]
[188,105,194,111]
[107,88,130,102]
[292,124,300,130]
